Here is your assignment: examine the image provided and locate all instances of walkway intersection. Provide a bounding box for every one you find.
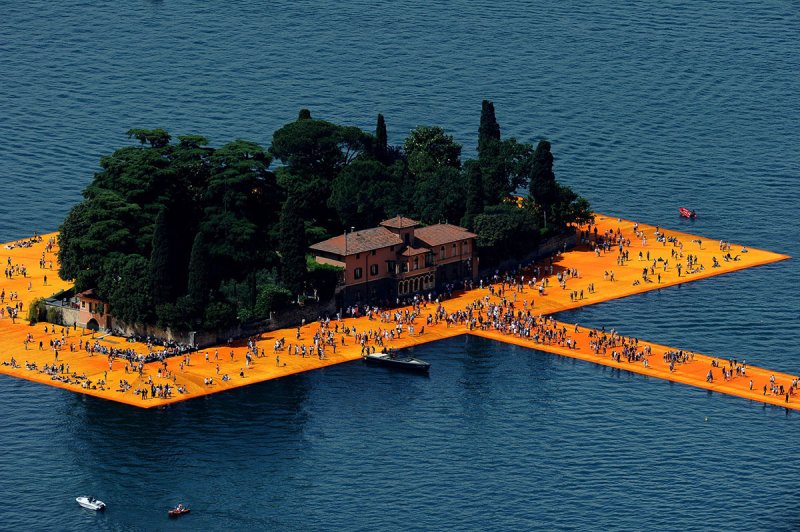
[0,215,793,410]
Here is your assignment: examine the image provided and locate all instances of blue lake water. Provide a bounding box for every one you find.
[1,1,798,529]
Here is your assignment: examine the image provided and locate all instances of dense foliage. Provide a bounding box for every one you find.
[59,103,591,331]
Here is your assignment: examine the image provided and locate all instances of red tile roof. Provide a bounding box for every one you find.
[380,216,420,229]
[415,224,477,247]
[309,227,403,256]
[77,289,103,301]
[401,245,429,257]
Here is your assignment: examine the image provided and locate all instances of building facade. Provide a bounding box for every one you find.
[310,216,477,306]
[75,289,112,331]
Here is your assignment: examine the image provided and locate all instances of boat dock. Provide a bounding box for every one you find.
[0,215,793,410]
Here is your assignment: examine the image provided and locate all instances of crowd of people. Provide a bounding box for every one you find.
[2,233,43,250]
[2,223,798,408]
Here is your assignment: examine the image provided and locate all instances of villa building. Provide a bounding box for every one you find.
[309,216,477,306]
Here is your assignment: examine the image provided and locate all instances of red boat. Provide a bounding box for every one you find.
[679,207,697,219]
[168,504,191,517]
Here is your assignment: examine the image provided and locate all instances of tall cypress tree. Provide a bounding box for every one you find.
[477,100,501,155]
[529,140,558,226]
[186,231,210,309]
[149,207,175,305]
[462,160,484,229]
[279,194,307,295]
[478,100,506,205]
[376,113,388,156]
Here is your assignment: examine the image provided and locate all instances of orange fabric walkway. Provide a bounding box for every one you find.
[0,215,792,409]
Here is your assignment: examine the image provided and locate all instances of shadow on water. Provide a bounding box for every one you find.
[64,372,313,445]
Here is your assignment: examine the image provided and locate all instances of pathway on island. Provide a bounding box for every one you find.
[0,215,793,409]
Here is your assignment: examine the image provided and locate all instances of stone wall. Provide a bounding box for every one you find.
[41,299,79,327]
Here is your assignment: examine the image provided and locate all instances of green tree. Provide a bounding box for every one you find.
[271,119,368,180]
[279,194,307,294]
[529,140,558,226]
[58,191,142,290]
[271,118,372,235]
[403,126,462,175]
[473,203,541,262]
[203,300,237,330]
[98,253,152,324]
[149,207,176,306]
[461,160,484,229]
[412,166,466,224]
[298,108,312,120]
[58,127,294,331]
[306,256,342,300]
[477,100,501,154]
[402,126,465,223]
[480,138,535,204]
[375,113,388,159]
[254,284,293,318]
[328,159,399,228]
[187,231,211,309]
[202,139,279,284]
[126,128,171,148]
[87,130,212,254]
[550,184,594,227]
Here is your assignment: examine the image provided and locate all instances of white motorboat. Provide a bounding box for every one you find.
[76,496,106,511]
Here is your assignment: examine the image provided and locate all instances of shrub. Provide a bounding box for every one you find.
[28,298,45,323]
[254,284,293,318]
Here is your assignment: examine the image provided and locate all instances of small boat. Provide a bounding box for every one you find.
[365,351,430,373]
[76,496,106,511]
[168,504,191,517]
[679,207,697,219]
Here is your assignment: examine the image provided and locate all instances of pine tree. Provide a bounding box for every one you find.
[279,194,307,295]
[186,231,210,309]
[477,100,501,155]
[529,140,558,226]
[149,207,175,305]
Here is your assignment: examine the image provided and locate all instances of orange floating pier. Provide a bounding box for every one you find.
[0,215,793,410]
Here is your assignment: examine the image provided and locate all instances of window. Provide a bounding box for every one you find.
[425,253,434,267]
[387,261,396,274]
[404,233,410,244]
[440,246,446,260]
[370,264,378,276]
[356,253,360,259]
[413,257,419,270]
[401,262,409,273]
[453,243,457,255]
[372,250,376,256]
[464,241,469,252]
[354,267,363,280]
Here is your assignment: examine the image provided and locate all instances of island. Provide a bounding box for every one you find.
[0,103,793,409]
